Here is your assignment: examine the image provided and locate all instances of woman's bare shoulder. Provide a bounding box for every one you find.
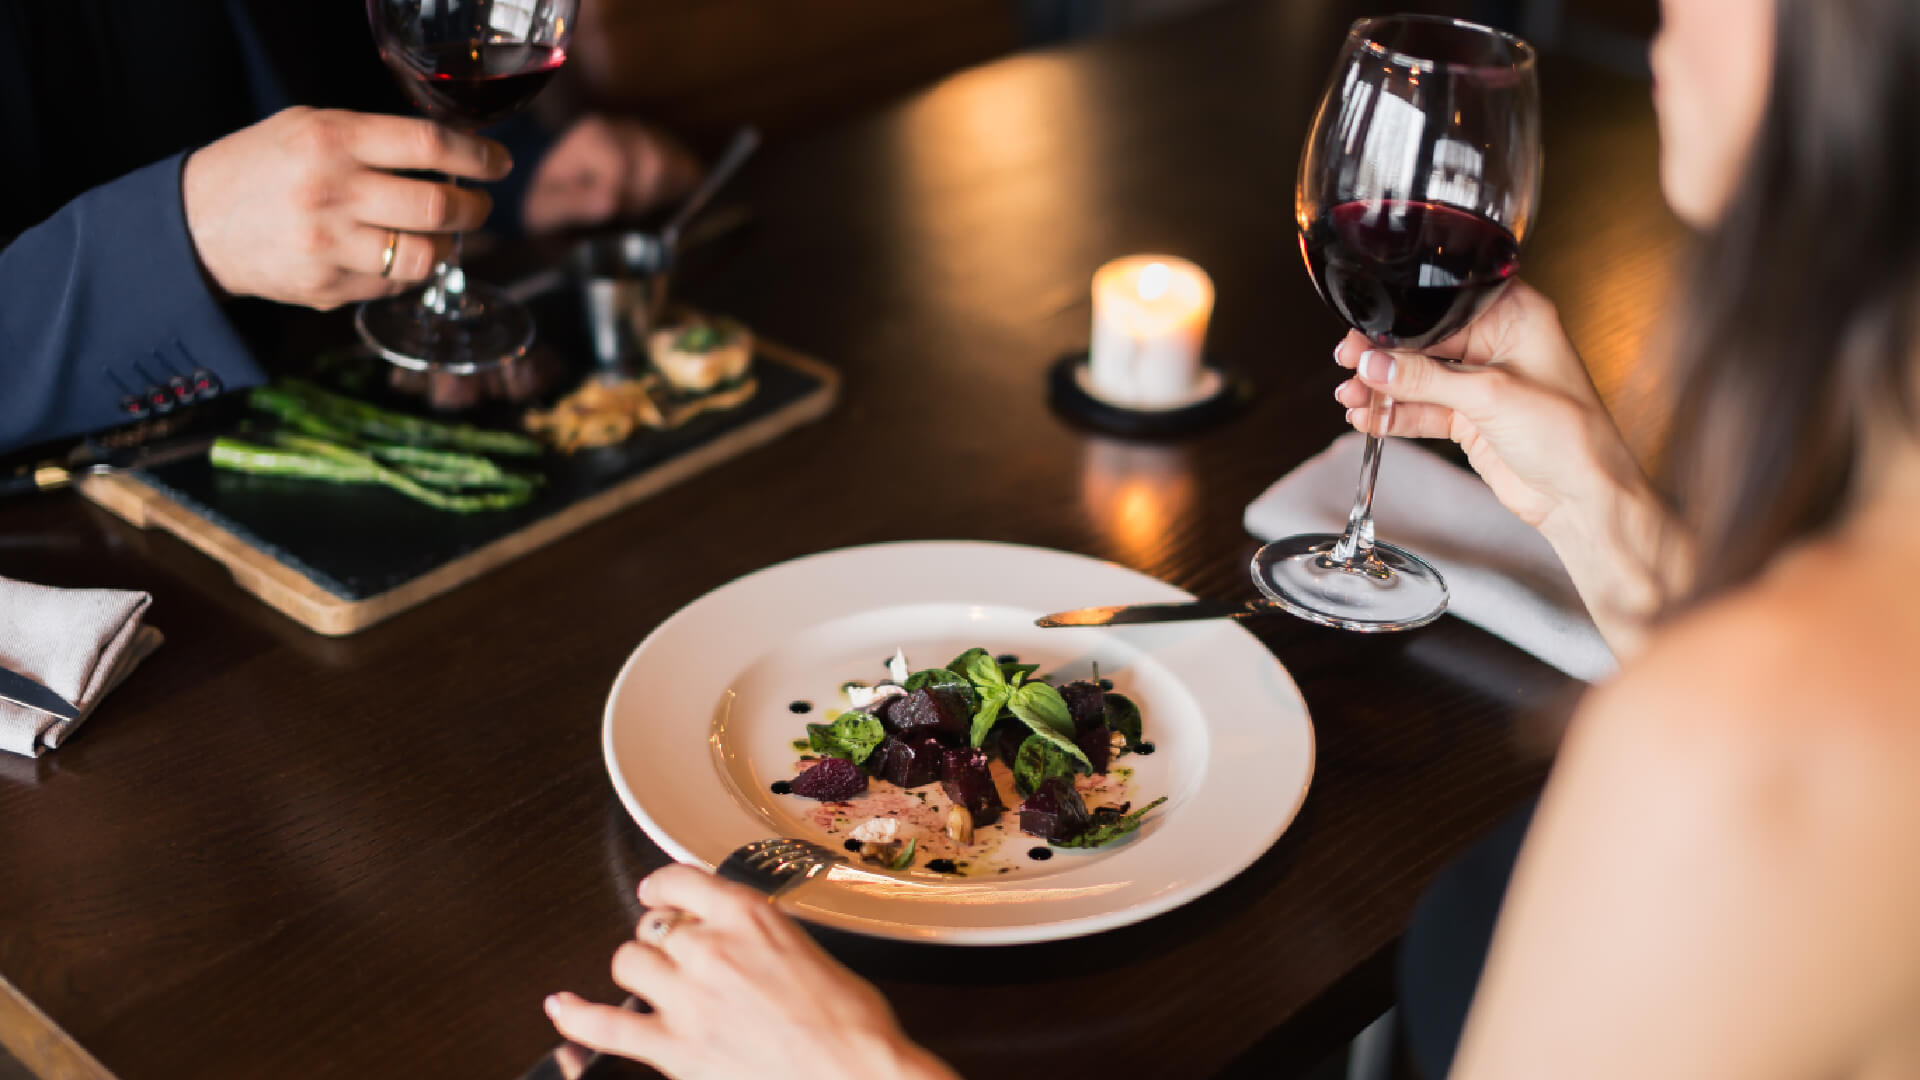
[1572,543,1920,886]
[1586,544,1920,741]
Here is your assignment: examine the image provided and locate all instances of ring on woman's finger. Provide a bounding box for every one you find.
[380,229,401,278]
[637,907,697,947]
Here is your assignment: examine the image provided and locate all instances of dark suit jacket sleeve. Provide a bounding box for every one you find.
[0,151,264,456]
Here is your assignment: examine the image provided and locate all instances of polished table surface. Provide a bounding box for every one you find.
[0,2,1685,1077]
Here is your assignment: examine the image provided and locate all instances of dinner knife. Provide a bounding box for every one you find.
[0,433,219,499]
[0,664,80,721]
[1035,598,1287,627]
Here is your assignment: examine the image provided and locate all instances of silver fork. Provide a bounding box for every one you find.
[520,837,863,1080]
[713,836,847,896]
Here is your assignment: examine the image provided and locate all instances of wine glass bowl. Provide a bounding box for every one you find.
[357,0,578,376]
[1253,16,1541,632]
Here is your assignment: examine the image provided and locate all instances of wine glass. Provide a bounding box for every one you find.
[358,0,578,375]
[1252,15,1540,632]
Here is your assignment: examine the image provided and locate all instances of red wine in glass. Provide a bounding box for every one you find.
[381,42,568,131]
[1301,199,1521,351]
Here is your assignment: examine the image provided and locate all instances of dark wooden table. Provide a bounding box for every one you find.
[0,2,1684,1077]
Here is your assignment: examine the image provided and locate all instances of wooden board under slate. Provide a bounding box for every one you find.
[78,336,837,635]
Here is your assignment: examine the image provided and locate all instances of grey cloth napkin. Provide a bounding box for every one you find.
[0,575,163,757]
[1244,433,1617,682]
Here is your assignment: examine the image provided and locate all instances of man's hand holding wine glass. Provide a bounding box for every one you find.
[181,107,508,311]
[180,104,698,313]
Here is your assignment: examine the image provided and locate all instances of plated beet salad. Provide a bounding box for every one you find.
[776,647,1166,874]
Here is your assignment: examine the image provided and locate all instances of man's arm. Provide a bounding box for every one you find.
[0,152,265,455]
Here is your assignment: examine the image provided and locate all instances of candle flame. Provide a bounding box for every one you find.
[1137,262,1171,301]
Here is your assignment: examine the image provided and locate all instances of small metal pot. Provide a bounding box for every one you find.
[571,231,673,379]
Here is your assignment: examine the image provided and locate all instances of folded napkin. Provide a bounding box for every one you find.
[1244,433,1617,681]
[0,576,163,757]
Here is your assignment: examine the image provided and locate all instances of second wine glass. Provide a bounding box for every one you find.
[1252,15,1541,632]
[358,0,578,376]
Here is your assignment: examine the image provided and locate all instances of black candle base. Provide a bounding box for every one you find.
[1046,351,1251,437]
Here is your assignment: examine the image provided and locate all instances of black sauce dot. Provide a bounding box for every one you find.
[1098,678,1114,691]
[926,859,959,874]
[843,839,863,853]
[1135,741,1156,755]
[770,780,793,795]
[995,654,1019,665]
[788,701,812,714]
[1028,846,1054,861]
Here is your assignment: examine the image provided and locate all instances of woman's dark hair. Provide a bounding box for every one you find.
[1661,0,1920,606]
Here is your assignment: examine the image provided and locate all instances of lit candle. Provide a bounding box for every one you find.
[1087,255,1215,408]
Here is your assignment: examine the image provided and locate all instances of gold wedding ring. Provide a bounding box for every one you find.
[380,230,401,278]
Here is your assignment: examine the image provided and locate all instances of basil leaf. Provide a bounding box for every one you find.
[1004,699,1091,771]
[947,647,991,678]
[1008,682,1074,738]
[968,687,1010,748]
[1103,692,1145,751]
[1052,796,1168,848]
[1000,661,1040,685]
[1012,733,1082,797]
[962,649,1007,690]
[805,711,886,765]
[903,667,979,712]
[887,837,917,871]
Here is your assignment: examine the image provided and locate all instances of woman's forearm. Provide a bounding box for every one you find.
[1539,445,1693,664]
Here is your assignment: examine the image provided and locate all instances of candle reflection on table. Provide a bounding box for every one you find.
[1079,437,1198,572]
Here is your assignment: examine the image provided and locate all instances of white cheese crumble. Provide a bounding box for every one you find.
[888,648,910,685]
[849,818,917,844]
[845,683,906,709]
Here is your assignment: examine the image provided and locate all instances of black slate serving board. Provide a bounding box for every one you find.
[78,304,838,634]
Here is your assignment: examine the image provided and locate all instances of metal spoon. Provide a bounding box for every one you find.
[660,126,761,252]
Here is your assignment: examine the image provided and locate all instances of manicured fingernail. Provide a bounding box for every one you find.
[1333,343,1344,364]
[1344,408,1355,424]
[1359,350,1394,383]
[544,994,561,1015]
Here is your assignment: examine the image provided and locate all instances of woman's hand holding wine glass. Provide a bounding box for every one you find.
[1333,280,1613,529]
[1332,279,1689,657]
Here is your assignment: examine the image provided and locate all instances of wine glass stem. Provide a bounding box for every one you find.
[1330,396,1394,565]
[421,179,472,320]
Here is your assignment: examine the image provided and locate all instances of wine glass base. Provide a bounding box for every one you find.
[355,283,535,374]
[1250,535,1448,633]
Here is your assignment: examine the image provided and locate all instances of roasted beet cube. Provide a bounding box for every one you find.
[892,687,971,740]
[1075,724,1113,774]
[940,747,1005,825]
[789,757,867,801]
[1019,776,1091,841]
[872,694,909,733]
[1058,680,1107,734]
[989,718,1027,767]
[872,735,944,788]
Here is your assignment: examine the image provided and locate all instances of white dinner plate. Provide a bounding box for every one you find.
[602,541,1315,945]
